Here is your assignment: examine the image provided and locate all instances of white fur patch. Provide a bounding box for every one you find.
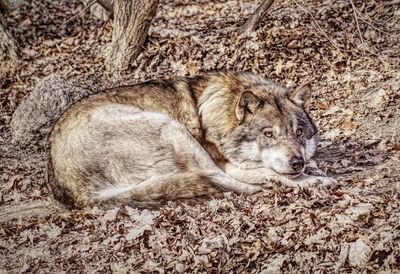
[240,141,261,161]
[261,147,291,174]
[261,147,286,164]
[95,174,171,199]
[96,185,137,199]
[305,137,318,160]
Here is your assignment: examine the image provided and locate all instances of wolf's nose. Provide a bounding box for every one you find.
[290,157,305,172]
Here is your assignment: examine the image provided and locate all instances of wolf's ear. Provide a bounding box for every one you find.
[236,91,262,122]
[289,83,312,111]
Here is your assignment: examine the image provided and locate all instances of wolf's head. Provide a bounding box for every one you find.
[200,73,318,178]
[226,82,317,177]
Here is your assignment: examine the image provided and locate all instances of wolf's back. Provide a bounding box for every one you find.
[11,74,92,147]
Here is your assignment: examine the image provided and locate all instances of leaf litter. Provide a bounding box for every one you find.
[1,0,400,272]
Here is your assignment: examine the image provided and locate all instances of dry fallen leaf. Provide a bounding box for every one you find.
[348,239,372,267]
[341,117,358,132]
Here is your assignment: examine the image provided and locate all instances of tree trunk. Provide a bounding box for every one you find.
[0,19,18,86]
[0,0,23,85]
[0,0,24,13]
[106,0,158,76]
[239,0,275,34]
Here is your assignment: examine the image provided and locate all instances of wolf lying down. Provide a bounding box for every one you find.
[46,72,337,208]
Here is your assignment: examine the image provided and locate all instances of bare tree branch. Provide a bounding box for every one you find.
[239,0,275,34]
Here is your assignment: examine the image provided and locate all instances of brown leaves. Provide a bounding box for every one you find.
[0,0,400,272]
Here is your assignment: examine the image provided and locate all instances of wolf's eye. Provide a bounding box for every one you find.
[263,130,274,138]
[296,128,304,137]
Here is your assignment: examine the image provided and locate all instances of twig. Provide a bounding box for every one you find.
[293,0,350,53]
[352,5,385,27]
[349,0,365,46]
[357,16,392,36]
[350,1,395,37]
[58,0,97,31]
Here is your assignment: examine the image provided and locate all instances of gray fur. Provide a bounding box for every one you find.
[11,72,338,208]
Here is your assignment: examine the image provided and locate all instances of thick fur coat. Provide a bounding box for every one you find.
[16,72,337,208]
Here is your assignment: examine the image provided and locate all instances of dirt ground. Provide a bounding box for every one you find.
[1,0,399,272]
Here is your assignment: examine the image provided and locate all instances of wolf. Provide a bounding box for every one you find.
[37,72,337,208]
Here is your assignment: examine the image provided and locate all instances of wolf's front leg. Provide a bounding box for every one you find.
[225,163,338,188]
[224,163,280,185]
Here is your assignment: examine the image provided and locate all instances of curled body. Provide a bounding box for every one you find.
[47,72,337,208]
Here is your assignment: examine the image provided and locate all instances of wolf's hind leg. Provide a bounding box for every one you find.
[94,170,256,208]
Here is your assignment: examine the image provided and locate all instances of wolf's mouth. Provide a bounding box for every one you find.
[280,172,303,179]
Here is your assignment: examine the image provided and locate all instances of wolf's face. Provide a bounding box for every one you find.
[224,83,318,178]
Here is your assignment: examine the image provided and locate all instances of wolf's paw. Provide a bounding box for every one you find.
[245,184,263,194]
[304,160,328,177]
[313,176,339,188]
[281,174,339,189]
[304,166,327,177]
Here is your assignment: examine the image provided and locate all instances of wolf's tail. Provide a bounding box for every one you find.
[11,74,92,147]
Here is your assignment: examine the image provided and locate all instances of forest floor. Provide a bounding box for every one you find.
[1,0,400,272]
